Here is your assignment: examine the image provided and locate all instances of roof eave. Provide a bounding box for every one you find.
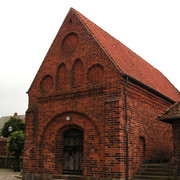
[157,117,180,124]
[122,74,175,104]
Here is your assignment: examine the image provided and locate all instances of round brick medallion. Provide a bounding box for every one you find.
[62,33,79,53]
[87,64,105,85]
[40,75,53,93]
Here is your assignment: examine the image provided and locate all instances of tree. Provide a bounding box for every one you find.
[7,131,24,171]
[1,117,25,137]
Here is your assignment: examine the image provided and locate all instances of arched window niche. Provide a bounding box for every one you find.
[72,59,84,87]
[87,64,105,85]
[56,63,69,89]
[139,136,146,159]
[40,74,53,93]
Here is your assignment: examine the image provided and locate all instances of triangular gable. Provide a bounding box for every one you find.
[73,9,180,101]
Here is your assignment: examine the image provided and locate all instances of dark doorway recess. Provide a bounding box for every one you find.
[63,129,83,175]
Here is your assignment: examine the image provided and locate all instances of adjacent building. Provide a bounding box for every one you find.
[158,101,180,166]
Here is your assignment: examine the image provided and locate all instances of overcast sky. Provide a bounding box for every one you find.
[0,0,179,117]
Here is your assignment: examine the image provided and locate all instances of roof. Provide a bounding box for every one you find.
[0,114,25,130]
[73,8,180,102]
[158,101,180,123]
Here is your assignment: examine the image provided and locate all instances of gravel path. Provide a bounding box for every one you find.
[0,169,21,180]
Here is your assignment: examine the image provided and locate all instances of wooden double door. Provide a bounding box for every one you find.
[63,129,83,175]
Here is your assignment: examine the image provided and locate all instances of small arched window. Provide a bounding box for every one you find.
[139,136,146,159]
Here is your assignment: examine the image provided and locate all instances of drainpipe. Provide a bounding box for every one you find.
[124,76,129,180]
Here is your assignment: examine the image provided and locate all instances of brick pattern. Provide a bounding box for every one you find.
[62,32,79,54]
[24,9,174,179]
[172,120,180,165]
[0,138,7,156]
[57,63,69,89]
[87,64,105,85]
[125,82,173,176]
[40,75,53,93]
[72,59,84,87]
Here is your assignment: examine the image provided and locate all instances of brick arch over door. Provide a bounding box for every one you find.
[40,112,103,176]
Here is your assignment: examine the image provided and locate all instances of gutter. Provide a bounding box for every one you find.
[157,117,180,124]
[122,74,175,104]
[124,76,129,180]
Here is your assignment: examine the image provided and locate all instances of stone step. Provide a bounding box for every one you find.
[137,167,174,172]
[52,175,95,180]
[136,170,172,176]
[141,163,174,169]
[133,162,178,180]
[133,175,174,180]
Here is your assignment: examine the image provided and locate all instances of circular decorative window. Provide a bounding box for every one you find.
[40,75,53,93]
[62,33,79,54]
[87,64,105,85]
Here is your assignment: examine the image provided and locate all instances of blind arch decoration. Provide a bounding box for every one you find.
[57,63,69,89]
[72,59,84,87]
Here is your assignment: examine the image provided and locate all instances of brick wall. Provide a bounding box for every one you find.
[0,138,7,156]
[23,9,174,179]
[124,80,173,176]
[172,120,180,165]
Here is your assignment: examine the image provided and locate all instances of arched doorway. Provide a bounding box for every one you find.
[63,128,83,175]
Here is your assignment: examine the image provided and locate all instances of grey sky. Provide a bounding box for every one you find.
[0,0,179,117]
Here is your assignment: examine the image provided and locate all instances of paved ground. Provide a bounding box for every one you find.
[0,169,21,180]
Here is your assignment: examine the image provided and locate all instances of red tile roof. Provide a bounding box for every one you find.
[158,101,180,122]
[73,9,180,102]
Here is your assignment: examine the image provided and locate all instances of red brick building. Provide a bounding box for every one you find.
[0,137,8,156]
[158,101,180,166]
[23,8,180,179]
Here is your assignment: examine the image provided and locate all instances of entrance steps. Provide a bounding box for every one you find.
[52,174,91,180]
[133,162,178,180]
[52,175,109,180]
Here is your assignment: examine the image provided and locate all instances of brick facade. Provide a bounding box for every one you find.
[173,120,180,165]
[158,101,180,166]
[23,8,179,179]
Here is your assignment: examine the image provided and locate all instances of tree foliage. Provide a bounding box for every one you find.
[7,131,24,171]
[7,131,24,155]
[1,117,25,137]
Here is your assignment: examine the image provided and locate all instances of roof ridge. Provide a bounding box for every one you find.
[72,8,180,101]
[72,8,123,74]
[73,8,157,70]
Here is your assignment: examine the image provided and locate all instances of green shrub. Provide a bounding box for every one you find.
[7,131,24,171]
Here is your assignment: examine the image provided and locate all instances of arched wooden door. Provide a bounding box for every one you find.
[63,129,83,175]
